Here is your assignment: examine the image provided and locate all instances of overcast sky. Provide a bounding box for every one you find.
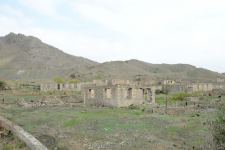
[0,0,225,72]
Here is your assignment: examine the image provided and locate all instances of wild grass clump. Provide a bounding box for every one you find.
[171,93,191,101]
[212,100,225,149]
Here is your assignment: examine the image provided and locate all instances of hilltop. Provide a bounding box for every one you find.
[0,33,97,80]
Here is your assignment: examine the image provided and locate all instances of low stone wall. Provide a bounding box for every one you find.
[0,116,48,150]
[17,95,83,108]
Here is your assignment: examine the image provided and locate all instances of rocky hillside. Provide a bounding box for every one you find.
[0,33,97,80]
[79,59,224,82]
[0,33,224,82]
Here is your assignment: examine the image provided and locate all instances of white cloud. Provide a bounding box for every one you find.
[71,0,225,71]
[0,0,225,72]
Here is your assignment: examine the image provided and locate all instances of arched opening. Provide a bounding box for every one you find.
[88,89,95,98]
[127,88,132,99]
[105,88,112,99]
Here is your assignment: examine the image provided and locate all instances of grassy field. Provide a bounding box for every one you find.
[0,95,218,150]
[0,83,221,149]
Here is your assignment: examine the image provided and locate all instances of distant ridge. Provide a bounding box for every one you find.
[79,59,224,82]
[0,33,224,82]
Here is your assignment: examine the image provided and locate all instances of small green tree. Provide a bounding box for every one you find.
[69,79,80,84]
[53,77,65,84]
[171,93,190,101]
[0,80,6,90]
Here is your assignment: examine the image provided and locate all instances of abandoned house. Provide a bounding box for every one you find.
[40,83,77,91]
[163,80,176,85]
[82,79,156,107]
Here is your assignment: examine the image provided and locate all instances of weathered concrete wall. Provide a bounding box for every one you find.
[0,116,48,150]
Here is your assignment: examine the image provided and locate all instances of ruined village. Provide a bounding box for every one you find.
[1,75,225,149]
[1,0,225,149]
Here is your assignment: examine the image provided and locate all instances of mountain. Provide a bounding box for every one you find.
[80,59,224,82]
[0,33,97,80]
[0,32,224,82]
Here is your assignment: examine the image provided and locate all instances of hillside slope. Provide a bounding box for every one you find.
[80,59,224,82]
[0,33,97,80]
[0,33,224,82]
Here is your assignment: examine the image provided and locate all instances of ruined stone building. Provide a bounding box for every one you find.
[40,83,78,91]
[164,82,225,94]
[82,79,156,107]
[189,83,214,92]
[217,78,225,83]
[163,80,176,85]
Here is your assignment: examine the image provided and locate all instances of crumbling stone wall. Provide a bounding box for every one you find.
[83,85,118,107]
[163,80,176,85]
[164,83,225,94]
[83,81,156,107]
[40,83,57,91]
[40,83,78,91]
[17,95,83,108]
[116,86,145,107]
[189,83,224,92]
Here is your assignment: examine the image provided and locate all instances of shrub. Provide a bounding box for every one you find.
[155,89,163,95]
[212,100,225,149]
[0,80,6,90]
[53,77,65,84]
[69,79,80,84]
[171,93,190,101]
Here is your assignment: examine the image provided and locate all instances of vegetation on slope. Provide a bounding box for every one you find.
[0,33,224,81]
[212,100,225,149]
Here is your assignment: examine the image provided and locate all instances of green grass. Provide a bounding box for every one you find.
[155,93,217,106]
[0,104,217,149]
[155,94,165,105]
[155,94,178,105]
[0,91,220,149]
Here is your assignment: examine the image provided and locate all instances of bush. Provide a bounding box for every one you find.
[53,77,65,84]
[212,100,225,149]
[171,93,190,101]
[155,89,163,95]
[69,79,80,84]
[0,80,6,90]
